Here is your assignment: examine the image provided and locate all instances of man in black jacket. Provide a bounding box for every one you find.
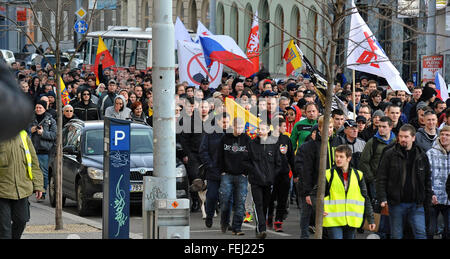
[243,120,281,239]
[218,117,251,235]
[267,118,296,232]
[376,124,432,239]
[199,112,229,227]
[294,115,338,239]
[74,88,100,121]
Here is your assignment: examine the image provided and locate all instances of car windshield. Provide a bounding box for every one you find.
[84,128,153,155]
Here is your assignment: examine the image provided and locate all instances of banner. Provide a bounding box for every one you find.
[89,0,117,10]
[177,40,223,89]
[422,55,444,84]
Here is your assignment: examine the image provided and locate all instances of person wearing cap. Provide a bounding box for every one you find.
[335,119,366,170]
[104,95,131,120]
[200,78,215,99]
[28,100,57,200]
[97,79,118,119]
[356,115,367,134]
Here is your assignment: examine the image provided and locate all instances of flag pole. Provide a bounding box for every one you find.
[352,70,356,120]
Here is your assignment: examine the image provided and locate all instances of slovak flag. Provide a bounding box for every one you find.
[199,34,255,77]
[246,11,260,75]
[435,72,449,101]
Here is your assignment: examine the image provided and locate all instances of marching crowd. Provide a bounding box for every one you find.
[1,56,450,240]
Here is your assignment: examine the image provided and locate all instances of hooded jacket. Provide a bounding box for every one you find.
[286,105,302,137]
[74,90,100,121]
[426,139,450,205]
[415,127,439,152]
[359,131,396,184]
[104,95,131,120]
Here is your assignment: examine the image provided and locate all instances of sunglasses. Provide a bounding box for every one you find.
[64,110,73,112]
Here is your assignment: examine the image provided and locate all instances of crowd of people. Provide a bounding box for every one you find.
[2,56,450,240]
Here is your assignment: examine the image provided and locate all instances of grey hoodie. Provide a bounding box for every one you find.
[104,95,131,120]
[415,127,439,152]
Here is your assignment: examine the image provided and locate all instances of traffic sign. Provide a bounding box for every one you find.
[75,7,87,19]
[74,20,88,35]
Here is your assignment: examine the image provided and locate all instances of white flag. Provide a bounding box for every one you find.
[174,17,193,50]
[194,20,213,43]
[346,0,410,94]
[177,40,223,89]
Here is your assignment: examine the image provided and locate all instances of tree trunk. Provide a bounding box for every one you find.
[314,0,345,239]
[54,0,63,230]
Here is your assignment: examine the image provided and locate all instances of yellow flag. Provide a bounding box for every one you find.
[283,40,302,76]
[225,97,261,139]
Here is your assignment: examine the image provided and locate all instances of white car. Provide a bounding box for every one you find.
[0,49,15,65]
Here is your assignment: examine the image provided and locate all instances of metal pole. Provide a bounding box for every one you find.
[5,0,9,51]
[209,0,216,34]
[152,0,176,199]
[352,70,356,120]
[74,0,81,47]
[426,0,436,55]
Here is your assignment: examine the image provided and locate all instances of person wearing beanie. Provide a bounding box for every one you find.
[104,95,131,120]
[28,100,57,200]
[360,109,385,142]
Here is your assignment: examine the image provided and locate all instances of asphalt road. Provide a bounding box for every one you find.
[38,197,372,239]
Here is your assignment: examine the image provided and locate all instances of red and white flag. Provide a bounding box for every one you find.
[246,11,260,75]
[346,0,410,94]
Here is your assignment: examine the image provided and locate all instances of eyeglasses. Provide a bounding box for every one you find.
[64,110,73,112]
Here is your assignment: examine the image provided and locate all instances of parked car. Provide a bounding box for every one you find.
[41,54,70,68]
[0,49,15,65]
[48,119,189,216]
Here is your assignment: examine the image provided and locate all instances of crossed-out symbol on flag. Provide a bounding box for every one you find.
[356,32,380,68]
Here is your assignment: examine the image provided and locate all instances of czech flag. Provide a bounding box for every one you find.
[94,36,116,85]
[435,72,449,102]
[199,34,255,77]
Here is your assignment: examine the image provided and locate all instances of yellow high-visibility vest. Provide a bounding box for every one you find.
[323,168,365,228]
[19,130,33,180]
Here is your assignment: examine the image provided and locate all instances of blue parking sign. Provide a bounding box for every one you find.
[111,125,130,151]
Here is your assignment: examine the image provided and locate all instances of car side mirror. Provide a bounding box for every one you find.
[63,145,78,155]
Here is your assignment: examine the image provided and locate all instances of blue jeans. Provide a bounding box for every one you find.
[428,205,450,239]
[327,225,357,239]
[205,179,221,220]
[37,154,49,192]
[299,194,316,239]
[389,203,426,239]
[219,174,248,232]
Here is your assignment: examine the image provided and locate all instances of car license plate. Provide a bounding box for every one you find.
[130,184,143,192]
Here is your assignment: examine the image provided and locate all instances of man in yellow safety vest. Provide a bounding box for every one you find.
[323,144,376,239]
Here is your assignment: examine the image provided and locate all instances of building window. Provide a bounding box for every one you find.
[230,3,238,43]
[216,2,224,35]
[189,0,198,31]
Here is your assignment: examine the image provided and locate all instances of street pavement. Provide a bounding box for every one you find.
[23,195,372,239]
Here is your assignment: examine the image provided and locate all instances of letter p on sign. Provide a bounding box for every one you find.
[111,125,130,151]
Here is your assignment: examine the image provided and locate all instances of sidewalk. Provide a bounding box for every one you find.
[23,198,142,239]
